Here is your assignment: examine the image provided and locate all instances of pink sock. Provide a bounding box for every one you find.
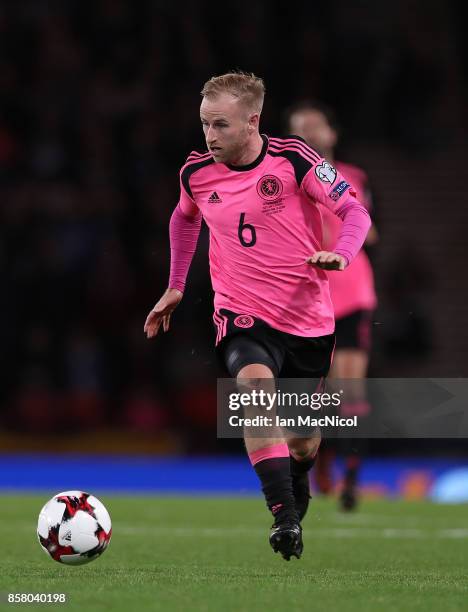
[248,443,290,466]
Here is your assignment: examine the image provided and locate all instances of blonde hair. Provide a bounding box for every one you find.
[201,71,265,114]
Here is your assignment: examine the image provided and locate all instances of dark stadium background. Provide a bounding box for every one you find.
[0,0,467,495]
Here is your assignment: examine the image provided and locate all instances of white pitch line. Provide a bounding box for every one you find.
[438,529,468,538]
[113,525,468,539]
[10,522,468,539]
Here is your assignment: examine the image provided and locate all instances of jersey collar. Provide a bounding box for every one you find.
[225,134,269,172]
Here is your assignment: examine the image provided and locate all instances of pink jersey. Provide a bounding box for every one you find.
[176,135,370,338]
[320,161,377,319]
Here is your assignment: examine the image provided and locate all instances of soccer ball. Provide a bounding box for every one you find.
[37,491,112,565]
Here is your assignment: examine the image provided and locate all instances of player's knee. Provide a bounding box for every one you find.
[236,364,275,409]
[237,363,275,384]
[289,436,321,460]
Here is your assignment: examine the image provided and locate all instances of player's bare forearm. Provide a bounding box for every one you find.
[306,251,347,271]
[144,288,183,339]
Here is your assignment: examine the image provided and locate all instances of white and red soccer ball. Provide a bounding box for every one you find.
[37,491,112,565]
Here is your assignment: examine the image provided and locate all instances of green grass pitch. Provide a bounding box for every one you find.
[0,495,467,611]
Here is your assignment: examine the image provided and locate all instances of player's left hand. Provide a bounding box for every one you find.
[306,251,347,270]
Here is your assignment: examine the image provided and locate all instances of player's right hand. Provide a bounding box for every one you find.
[144,288,183,338]
[306,251,347,271]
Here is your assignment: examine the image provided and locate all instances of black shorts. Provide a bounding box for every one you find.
[335,309,373,351]
[214,309,335,379]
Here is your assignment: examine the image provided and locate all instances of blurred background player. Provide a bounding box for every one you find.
[144,73,371,559]
[286,101,378,511]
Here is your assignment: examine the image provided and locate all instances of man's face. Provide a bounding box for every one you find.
[200,93,255,164]
[289,109,337,153]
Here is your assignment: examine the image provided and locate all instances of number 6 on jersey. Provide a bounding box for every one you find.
[238,213,257,247]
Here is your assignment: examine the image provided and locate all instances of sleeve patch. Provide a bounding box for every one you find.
[328,180,350,201]
[314,161,337,184]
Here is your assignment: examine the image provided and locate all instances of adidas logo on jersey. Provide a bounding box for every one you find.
[208,191,222,203]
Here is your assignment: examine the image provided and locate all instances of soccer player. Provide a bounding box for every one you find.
[286,101,378,510]
[144,73,371,560]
